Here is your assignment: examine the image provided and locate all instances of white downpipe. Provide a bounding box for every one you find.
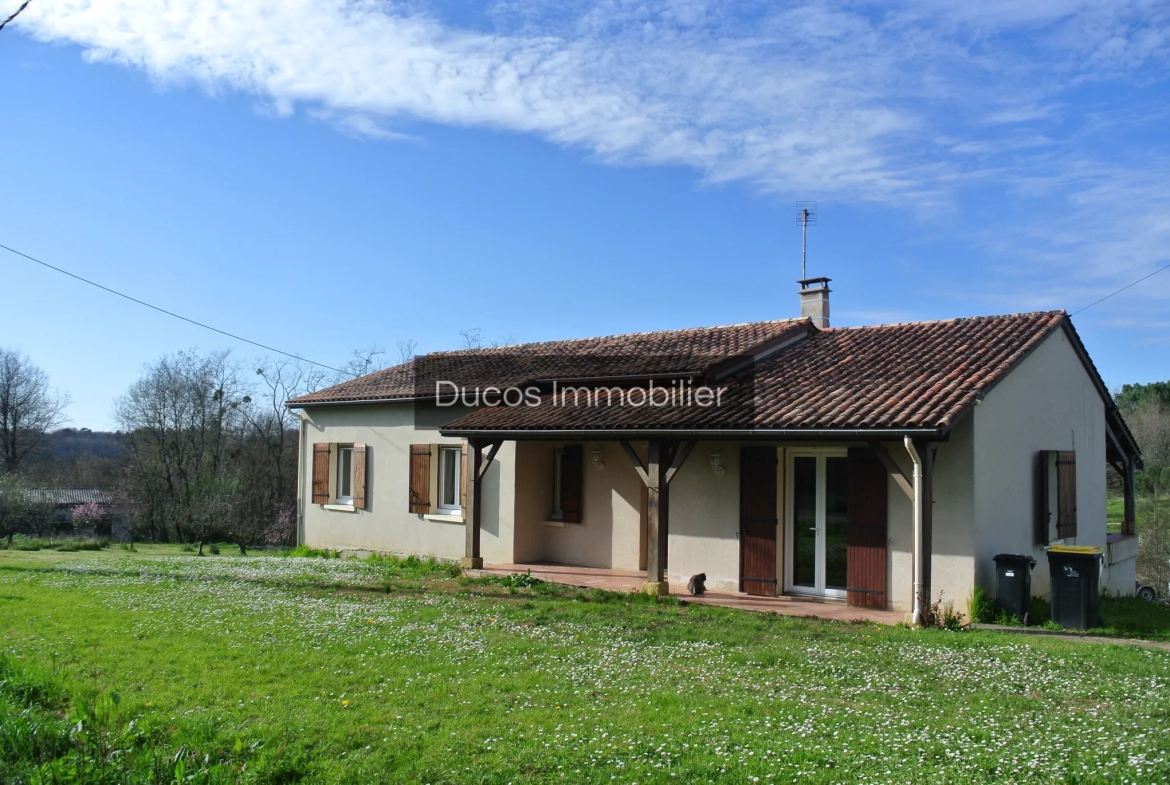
[904,437,925,626]
[295,411,308,547]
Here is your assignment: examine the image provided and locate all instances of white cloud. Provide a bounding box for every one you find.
[15,0,1170,317]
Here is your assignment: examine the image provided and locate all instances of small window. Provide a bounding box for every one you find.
[550,447,565,520]
[438,446,462,513]
[337,445,354,502]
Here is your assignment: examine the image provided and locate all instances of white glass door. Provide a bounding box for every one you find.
[785,452,848,598]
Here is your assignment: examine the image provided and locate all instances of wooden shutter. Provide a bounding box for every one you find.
[560,445,584,523]
[409,444,431,513]
[460,443,468,514]
[352,444,367,510]
[846,447,888,609]
[1056,450,1077,539]
[311,444,330,504]
[739,446,778,596]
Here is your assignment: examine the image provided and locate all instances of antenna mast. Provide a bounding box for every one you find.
[795,201,817,280]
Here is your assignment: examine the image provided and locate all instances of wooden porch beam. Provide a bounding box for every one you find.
[663,440,696,486]
[477,439,503,480]
[619,440,651,487]
[867,441,914,501]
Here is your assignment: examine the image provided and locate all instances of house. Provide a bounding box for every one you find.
[286,281,1142,621]
[20,488,127,539]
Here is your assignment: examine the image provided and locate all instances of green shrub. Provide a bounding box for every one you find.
[179,543,196,553]
[994,607,1023,626]
[119,543,136,552]
[11,536,52,552]
[209,543,221,555]
[285,544,337,558]
[1028,596,1052,626]
[967,584,996,624]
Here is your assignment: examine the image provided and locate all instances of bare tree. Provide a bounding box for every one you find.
[0,348,70,474]
[0,473,30,546]
[458,329,514,350]
[396,339,418,364]
[459,328,484,349]
[114,350,246,543]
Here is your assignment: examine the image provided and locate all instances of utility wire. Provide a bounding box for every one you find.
[1070,261,1170,316]
[0,0,31,33]
[0,241,346,374]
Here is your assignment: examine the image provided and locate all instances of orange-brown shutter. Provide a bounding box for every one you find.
[560,445,583,523]
[409,445,431,514]
[311,444,330,504]
[846,447,888,608]
[1056,450,1077,539]
[460,443,468,514]
[353,443,367,510]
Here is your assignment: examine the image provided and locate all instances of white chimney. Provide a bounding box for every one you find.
[798,277,831,328]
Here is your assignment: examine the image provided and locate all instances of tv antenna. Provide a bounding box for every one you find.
[795,201,817,280]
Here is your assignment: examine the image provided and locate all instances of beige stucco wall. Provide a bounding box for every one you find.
[511,441,644,571]
[298,402,515,563]
[972,327,1115,599]
[874,418,977,615]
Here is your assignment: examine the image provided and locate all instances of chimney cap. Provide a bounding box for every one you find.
[797,276,831,289]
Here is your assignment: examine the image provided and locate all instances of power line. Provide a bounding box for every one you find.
[0,241,346,374]
[0,0,32,33]
[1070,261,1170,316]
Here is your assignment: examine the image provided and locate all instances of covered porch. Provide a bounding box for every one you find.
[471,561,906,624]
[453,430,941,620]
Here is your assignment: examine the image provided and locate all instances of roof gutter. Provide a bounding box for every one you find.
[285,396,425,409]
[439,426,947,441]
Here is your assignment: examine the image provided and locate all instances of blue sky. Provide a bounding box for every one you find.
[1,0,1168,430]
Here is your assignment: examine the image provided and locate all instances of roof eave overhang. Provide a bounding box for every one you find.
[439,426,948,441]
[285,396,422,409]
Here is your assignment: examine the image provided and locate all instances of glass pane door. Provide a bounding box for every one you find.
[792,457,817,588]
[786,453,848,598]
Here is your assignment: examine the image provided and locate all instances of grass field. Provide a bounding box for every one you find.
[3,547,1170,784]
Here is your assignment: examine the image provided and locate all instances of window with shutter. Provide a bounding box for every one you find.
[353,444,367,510]
[559,445,584,523]
[311,444,330,504]
[409,444,431,514]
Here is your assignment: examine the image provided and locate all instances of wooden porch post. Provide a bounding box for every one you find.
[463,438,503,569]
[644,440,667,595]
[1122,456,1137,537]
[620,438,695,597]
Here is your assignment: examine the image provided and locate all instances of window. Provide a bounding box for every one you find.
[550,447,565,520]
[336,444,354,502]
[550,445,583,523]
[438,446,462,513]
[312,442,366,509]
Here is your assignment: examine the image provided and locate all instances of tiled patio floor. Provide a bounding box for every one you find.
[472,562,906,625]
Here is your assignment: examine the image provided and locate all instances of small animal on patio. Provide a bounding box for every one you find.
[687,573,707,596]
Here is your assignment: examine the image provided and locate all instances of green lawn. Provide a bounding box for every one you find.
[3,548,1170,783]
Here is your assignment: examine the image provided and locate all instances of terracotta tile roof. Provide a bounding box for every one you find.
[286,319,810,405]
[440,311,1070,433]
